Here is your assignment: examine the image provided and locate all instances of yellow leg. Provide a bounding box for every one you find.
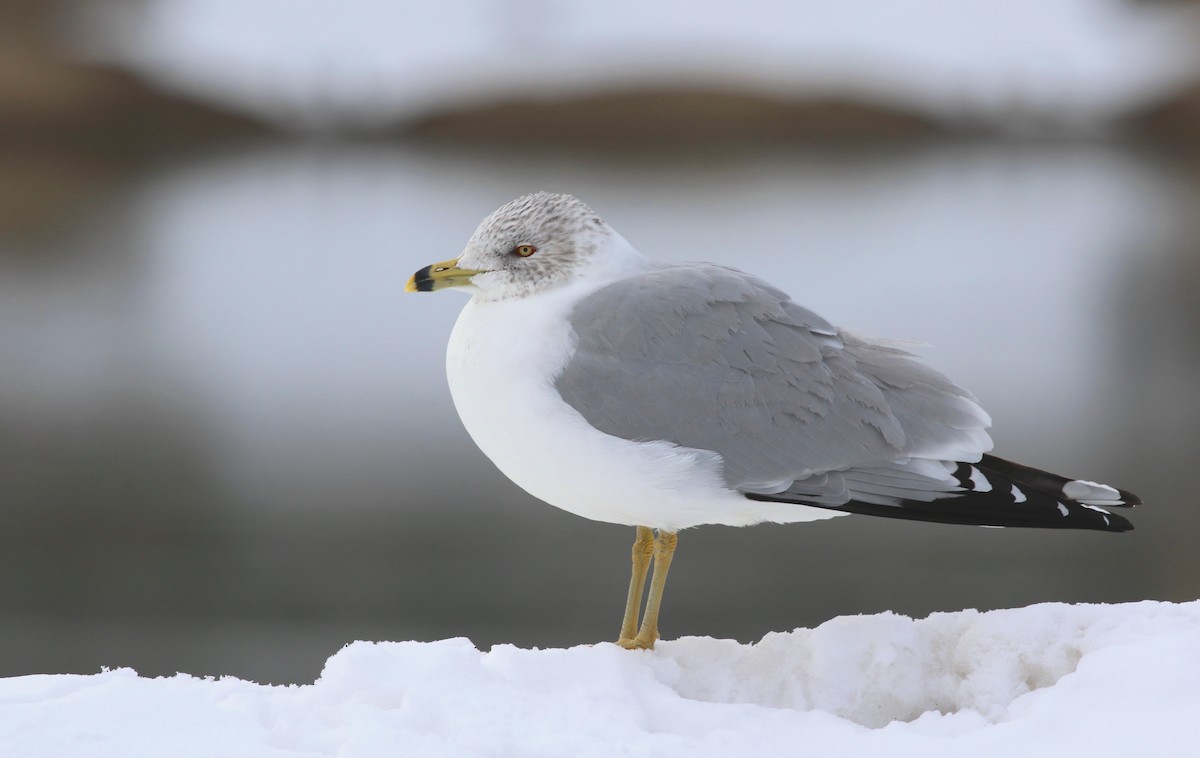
[618,529,678,650]
[618,526,655,643]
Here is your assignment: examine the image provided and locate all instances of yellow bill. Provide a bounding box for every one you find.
[406,258,484,292]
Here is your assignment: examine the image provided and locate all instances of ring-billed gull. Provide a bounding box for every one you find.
[406,192,1140,650]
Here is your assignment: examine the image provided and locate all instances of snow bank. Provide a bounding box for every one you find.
[3,602,1197,757]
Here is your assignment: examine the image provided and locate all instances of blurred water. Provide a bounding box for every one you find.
[1,139,1197,684]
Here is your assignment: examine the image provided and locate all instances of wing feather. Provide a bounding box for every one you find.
[554,263,991,493]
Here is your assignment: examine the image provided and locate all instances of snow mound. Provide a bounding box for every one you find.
[2,602,1198,757]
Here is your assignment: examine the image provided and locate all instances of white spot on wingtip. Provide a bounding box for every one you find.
[1078,504,1113,527]
[968,466,992,493]
[1057,502,1069,517]
[1011,484,1026,503]
[1063,479,1120,503]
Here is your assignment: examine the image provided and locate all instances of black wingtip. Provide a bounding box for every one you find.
[747,454,1140,533]
[977,456,1142,509]
[1115,487,1143,508]
[747,491,1134,532]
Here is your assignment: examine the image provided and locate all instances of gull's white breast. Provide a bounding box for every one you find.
[445,281,843,531]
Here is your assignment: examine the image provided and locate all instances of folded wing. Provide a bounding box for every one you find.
[555,263,1135,533]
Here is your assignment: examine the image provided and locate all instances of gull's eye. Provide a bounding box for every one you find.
[513,244,537,257]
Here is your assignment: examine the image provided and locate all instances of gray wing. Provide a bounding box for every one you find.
[554,263,993,500]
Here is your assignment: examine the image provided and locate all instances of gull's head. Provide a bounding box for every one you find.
[406,192,639,300]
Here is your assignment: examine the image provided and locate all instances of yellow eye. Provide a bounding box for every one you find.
[513,244,537,257]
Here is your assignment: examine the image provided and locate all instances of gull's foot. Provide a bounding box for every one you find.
[616,634,656,650]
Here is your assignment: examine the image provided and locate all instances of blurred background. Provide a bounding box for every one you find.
[2,0,1199,685]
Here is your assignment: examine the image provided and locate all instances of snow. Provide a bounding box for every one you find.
[82,0,1200,129]
[3,602,1198,757]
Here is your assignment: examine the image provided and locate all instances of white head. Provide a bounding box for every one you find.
[407,192,642,300]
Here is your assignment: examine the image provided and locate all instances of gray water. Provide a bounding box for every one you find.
[2,139,1196,684]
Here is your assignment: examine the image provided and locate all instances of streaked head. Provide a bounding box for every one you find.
[407,192,629,300]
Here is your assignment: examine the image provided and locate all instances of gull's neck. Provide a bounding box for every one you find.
[576,229,654,284]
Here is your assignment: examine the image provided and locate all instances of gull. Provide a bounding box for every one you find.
[406,192,1141,650]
